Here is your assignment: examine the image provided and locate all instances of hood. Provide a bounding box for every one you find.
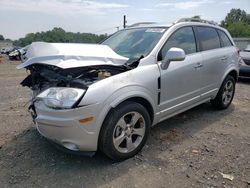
[17,42,129,69]
[240,51,250,60]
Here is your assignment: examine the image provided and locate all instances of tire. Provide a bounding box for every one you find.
[211,75,235,110]
[99,101,151,161]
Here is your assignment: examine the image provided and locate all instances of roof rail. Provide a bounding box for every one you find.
[127,22,156,28]
[175,18,218,26]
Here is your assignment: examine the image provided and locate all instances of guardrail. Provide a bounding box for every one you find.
[233,38,250,50]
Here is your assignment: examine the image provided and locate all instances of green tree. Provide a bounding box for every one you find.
[13,28,108,47]
[0,34,4,41]
[227,21,250,37]
[221,9,250,37]
[221,8,250,27]
[192,15,201,19]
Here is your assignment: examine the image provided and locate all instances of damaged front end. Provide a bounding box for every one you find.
[18,42,132,119]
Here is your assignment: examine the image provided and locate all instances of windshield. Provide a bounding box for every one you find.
[244,44,250,52]
[102,27,167,59]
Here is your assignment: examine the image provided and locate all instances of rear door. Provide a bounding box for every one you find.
[194,26,231,98]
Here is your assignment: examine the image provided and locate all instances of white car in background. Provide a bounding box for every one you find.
[239,44,250,77]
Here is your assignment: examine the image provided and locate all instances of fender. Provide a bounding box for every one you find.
[97,85,157,125]
[220,63,239,85]
[93,85,158,145]
[109,86,156,109]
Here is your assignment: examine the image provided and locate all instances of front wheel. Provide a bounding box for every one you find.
[211,75,236,110]
[99,101,151,161]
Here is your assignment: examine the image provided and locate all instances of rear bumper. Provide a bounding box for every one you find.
[34,101,101,152]
[239,66,250,77]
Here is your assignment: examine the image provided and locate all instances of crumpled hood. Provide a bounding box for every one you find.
[17,42,129,69]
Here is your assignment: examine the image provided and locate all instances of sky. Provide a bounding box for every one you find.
[0,0,250,40]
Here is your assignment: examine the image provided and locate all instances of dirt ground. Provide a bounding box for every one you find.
[0,55,249,188]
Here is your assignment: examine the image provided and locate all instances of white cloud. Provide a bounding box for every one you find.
[0,0,129,16]
[156,0,214,10]
[220,1,233,4]
[137,8,155,11]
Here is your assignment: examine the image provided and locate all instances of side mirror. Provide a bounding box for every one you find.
[161,47,186,70]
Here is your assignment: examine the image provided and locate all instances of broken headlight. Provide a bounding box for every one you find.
[37,87,85,109]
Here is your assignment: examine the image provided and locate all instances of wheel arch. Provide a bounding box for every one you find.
[113,97,154,124]
[221,68,238,85]
[228,69,238,82]
[97,96,155,149]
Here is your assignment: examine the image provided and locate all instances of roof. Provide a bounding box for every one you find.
[126,18,221,29]
[127,22,172,29]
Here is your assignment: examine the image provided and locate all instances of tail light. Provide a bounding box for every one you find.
[236,47,240,57]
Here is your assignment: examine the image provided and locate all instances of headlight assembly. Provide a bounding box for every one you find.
[37,87,86,109]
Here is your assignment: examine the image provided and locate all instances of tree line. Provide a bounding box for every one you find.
[221,8,250,37]
[12,27,108,47]
[1,8,250,47]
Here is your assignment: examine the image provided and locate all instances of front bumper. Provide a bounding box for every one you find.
[239,65,250,77]
[34,101,101,152]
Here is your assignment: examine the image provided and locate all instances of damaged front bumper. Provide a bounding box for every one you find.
[18,42,134,155]
[33,101,101,152]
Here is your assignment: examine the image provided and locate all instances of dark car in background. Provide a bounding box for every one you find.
[239,44,250,77]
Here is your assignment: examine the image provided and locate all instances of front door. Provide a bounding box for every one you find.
[157,26,202,120]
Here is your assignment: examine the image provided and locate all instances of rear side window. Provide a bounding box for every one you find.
[160,27,196,58]
[197,27,220,51]
[217,30,232,47]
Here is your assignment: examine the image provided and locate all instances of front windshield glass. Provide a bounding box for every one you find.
[244,44,250,51]
[102,27,167,59]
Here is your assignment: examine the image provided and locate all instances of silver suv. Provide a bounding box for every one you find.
[19,18,239,160]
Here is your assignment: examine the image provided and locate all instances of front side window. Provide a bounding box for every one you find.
[197,27,220,51]
[160,27,197,59]
[217,30,232,47]
[102,27,167,59]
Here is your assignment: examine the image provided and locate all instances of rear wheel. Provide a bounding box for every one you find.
[211,75,235,109]
[99,101,151,161]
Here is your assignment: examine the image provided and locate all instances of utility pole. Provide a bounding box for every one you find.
[123,15,127,28]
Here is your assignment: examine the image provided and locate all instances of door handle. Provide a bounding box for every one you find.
[194,62,203,69]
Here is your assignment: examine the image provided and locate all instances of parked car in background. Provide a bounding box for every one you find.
[8,49,21,61]
[1,48,10,54]
[239,44,250,77]
[1,47,16,55]
[4,47,14,55]
[1,48,6,54]
[18,18,239,161]
[19,45,29,62]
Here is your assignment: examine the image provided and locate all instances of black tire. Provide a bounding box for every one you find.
[211,75,235,110]
[99,101,151,161]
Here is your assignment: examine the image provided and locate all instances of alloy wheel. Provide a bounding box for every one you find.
[222,80,234,106]
[112,111,146,153]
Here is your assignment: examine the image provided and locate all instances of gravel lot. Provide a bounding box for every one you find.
[0,55,249,188]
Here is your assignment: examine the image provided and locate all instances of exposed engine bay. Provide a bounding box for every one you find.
[21,64,130,97]
[18,42,140,112]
